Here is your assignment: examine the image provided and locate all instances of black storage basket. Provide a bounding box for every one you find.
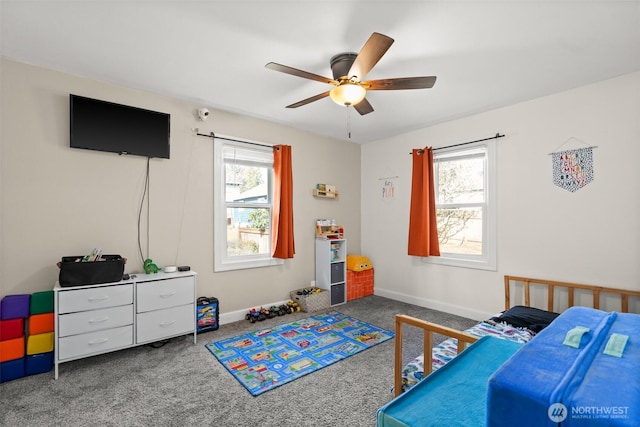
[57,255,126,287]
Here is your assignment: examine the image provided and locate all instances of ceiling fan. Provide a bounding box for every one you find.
[265,32,436,116]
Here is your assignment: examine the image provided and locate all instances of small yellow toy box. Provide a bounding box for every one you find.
[347,254,372,272]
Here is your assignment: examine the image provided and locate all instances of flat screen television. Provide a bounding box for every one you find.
[70,94,170,159]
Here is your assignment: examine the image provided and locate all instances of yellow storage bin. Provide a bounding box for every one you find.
[347,254,372,272]
[26,332,54,355]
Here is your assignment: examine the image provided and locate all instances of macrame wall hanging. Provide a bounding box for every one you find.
[550,138,597,193]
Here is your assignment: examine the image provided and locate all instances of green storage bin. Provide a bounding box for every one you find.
[30,291,54,314]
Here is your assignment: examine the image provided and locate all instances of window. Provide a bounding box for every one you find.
[424,140,496,270]
[213,137,283,271]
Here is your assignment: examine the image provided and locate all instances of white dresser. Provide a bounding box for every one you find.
[53,271,196,379]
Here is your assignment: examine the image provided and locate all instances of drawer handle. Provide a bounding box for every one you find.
[159,291,176,298]
[88,317,109,324]
[88,338,109,346]
[88,295,109,302]
[159,320,176,328]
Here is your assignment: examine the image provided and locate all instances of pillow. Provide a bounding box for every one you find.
[490,305,560,333]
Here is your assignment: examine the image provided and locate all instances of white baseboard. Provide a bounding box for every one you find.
[219,290,494,325]
[374,288,493,321]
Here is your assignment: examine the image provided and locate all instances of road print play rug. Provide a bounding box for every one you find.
[205,311,394,396]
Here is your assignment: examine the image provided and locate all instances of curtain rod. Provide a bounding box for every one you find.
[194,129,274,149]
[410,133,505,154]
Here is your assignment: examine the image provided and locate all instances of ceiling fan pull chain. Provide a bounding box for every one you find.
[347,106,351,139]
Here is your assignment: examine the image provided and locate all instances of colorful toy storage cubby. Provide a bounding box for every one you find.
[346,268,375,301]
[346,254,374,301]
[0,290,55,383]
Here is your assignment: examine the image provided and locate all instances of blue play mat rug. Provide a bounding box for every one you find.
[205,310,394,396]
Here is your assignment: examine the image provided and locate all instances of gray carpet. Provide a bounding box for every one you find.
[0,295,477,427]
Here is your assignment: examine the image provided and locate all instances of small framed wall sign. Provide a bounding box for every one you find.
[379,175,398,201]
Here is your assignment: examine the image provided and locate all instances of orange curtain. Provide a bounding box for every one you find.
[272,145,295,259]
[408,147,440,257]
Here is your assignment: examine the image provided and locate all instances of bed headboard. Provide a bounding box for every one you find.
[504,275,640,314]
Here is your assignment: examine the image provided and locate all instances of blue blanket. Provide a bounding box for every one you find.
[377,336,522,427]
[487,306,640,426]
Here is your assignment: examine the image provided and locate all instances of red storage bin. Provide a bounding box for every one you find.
[0,318,24,341]
[347,268,375,301]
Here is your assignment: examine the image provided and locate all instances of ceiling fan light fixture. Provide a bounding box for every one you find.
[329,83,366,106]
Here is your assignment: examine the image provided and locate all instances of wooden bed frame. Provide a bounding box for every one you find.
[393,275,640,397]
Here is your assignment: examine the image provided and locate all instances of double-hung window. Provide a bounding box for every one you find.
[424,139,496,270]
[213,137,282,271]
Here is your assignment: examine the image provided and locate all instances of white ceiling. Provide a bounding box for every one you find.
[2,1,639,143]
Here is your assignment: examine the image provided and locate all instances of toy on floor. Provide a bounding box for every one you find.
[245,308,264,323]
[277,304,288,316]
[269,306,281,318]
[245,302,301,323]
[196,296,219,333]
[287,300,301,313]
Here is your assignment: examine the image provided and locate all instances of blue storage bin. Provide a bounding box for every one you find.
[0,358,25,383]
[26,352,54,375]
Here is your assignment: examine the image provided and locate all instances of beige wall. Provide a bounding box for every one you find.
[362,72,640,320]
[4,57,637,323]
[0,58,361,316]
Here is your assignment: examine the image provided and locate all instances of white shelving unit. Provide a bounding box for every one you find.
[315,239,347,306]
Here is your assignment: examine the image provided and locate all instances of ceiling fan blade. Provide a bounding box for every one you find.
[347,32,394,81]
[286,91,331,108]
[266,62,338,85]
[362,76,437,90]
[353,98,374,115]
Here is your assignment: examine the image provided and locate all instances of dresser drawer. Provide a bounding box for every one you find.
[58,304,133,337]
[58,325,133,360]
[136,277,194,313]
[58,284,133,314]
[136,304,194,343]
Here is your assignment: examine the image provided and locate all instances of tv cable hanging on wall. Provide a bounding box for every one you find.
[137,157,151,265]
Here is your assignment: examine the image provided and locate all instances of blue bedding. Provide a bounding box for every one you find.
[377,336,522,427]
[487,306,640,426]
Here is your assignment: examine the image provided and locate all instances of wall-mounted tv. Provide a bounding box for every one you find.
[70,94,170,159]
